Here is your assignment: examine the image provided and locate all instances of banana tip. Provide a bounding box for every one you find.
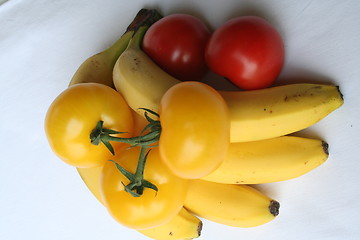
[336,86,344,101]
[269,200,280,217]
[197,221,203,237]
[322,141,329,155]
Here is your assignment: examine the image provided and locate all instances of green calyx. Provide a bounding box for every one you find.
[109,147,157,197]
[90,108,161,197]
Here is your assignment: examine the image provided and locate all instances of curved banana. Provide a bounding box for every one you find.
[139,208,202,240]
[202,136,329,184]
[68,31,132,88]
[69,8,162,88]
[221,84,343,142]
[184,179,279,228]
[113,26,179,118]
[113,29,343,142]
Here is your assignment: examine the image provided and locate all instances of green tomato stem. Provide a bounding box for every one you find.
[90,108,161,197]
[102,130,160,147]
[134,147,148,185]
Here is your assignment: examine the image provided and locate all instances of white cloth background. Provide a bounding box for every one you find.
[1,0,359,239]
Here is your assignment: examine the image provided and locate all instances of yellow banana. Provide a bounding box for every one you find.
[221,84,343,142]
[113,26,179,118]
[184,179,279,228]
[113,29,343,142]
[69,8,162,88]
[139,208,202,240]
[202,136,329,184]
[77,164,105,204]
[68,30,132,88]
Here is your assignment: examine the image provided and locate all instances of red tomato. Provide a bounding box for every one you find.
[142,13,211,81]
[205,16,285,90]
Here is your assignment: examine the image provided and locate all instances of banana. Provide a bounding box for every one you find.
[113,26,179,118]
[221,84,343,142]
[69,8,162,88]
[68,31,132,88]
[202,136,329,184]
[77,164,105,204]
[184,179,280,228]
[139,208,202,240]
[113,29,343,142]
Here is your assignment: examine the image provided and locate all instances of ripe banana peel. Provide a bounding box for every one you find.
[68,30,132,88]
[113,29,180,117]
[184,179,280,228]
[222,84,343,142]
[113,29,343,142]
[202,136,329,184]
[139,208,202,240]
[113,27,179,118]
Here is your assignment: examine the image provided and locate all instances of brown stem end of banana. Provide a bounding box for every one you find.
[126,9,162,34]
[269,200,280,217]
[322,141,329,156]
[197,221,203,238]
[336,86,344,101]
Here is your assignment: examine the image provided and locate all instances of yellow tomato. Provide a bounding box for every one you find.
[100,147,188,230]
[159,81,230,179]
[45,83,133,167]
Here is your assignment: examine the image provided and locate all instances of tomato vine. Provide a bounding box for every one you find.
[90,108,161,197]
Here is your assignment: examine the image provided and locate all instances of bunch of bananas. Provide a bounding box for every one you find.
[71,9,343,240]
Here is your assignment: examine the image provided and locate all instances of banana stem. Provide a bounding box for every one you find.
[106,31,133,66]
[126,8,162,33]
[124,8,162,51]
[127,26,149,49]
[106,9,162,66]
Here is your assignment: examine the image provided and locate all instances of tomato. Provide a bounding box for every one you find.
[45,83,133,168]
[205,16,285,90]
[142,13,211,81]
[159,81,230,179]
[101,147,188,230]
